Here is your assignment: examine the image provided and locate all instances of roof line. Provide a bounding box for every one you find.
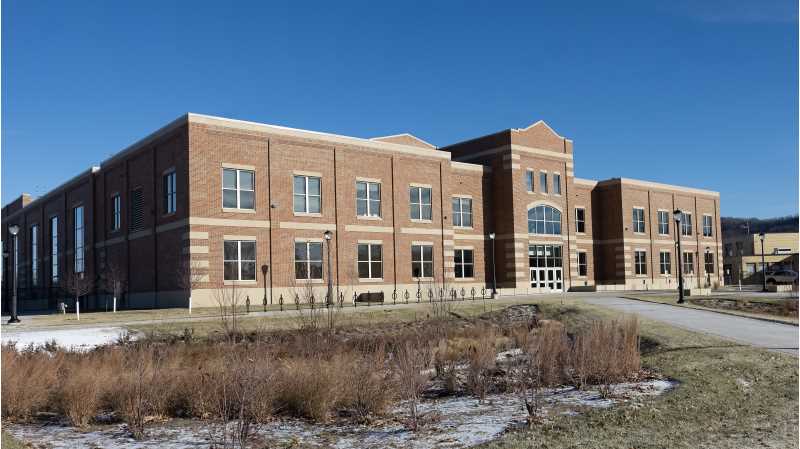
[370,133,437,149]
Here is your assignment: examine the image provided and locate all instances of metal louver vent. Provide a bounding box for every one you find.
[130,188,145,231]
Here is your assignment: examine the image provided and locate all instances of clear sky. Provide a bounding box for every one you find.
[2,0,797,217]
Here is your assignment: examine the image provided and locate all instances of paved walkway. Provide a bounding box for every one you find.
[584,296,799,356]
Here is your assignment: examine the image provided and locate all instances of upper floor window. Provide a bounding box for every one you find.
[553,173,561,195]
[410,186,432,221]
[634,250,647,275]
[295,241,323,280]
[632,207,646,233]
[528,205,561,235]
[575,208,586,233]
[657,210,669,235]
[452,197,473,227]
[223,168,255,210]
[356,181,380,218]
[702,215,713,237]
[224,240,256,281]
[411,244,433,278]
[358,243,383,279]
[74,206,84,273]
[293,175,321,214]
[680,212,693,236]
[163,171,176,214]
[50,216,58,283]
[539,172,548,194]
[30,224,38,287]
[525,170,534,192]
[454,248,474,278]
[111,194,121,231]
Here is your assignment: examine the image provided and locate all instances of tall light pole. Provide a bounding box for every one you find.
[705,246,711,288]
[260,264,269,310]
[673,210,685,304]
[489,233,497,298]
[7,225,20,323]
[324,230,333,305]
[759,232,767,292]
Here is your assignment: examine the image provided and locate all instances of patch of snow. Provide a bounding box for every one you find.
[2,327,134,351]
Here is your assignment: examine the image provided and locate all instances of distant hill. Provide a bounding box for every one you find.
[721,215,799,237]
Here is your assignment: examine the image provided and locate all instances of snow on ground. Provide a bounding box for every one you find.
[7,380,677,449]
[1,327,133,351]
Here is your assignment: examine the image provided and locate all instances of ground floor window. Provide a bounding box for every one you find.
[577,251,587,276]
[224,240,256,281]
[295,241,323,280]
[683,252,695,275]
[659,251,671,275]
[357,243,382,279]
[411,244,433,278]
[454,249,474,278]
[634,250,647,275]
[704,252,714,274]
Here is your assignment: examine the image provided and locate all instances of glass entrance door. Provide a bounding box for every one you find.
[529,245,563,293]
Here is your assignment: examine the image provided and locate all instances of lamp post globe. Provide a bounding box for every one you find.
[672,210,685,304]
[7,224,20,324]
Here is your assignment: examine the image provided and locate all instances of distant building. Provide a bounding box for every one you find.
[722,232,799,285]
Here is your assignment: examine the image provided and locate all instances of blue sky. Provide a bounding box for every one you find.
[2,0,797,217]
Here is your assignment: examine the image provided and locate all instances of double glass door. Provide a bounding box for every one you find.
[529,245,563,293]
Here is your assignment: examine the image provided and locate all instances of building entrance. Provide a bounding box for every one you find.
[529,244,563,292]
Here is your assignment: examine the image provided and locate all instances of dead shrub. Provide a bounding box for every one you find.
[465,330,497,402]
[1,345,62,421]
[274,356,340,422]
[571,316,640,392]
[338,348,395,421]
[112,346,168,439]
[58,355,112,428]
[393,338,432,430]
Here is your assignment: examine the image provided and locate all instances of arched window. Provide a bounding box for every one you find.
[528,205,562,235]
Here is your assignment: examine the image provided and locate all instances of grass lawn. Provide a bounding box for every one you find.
[1,431,26,449]
[622,293,799,325]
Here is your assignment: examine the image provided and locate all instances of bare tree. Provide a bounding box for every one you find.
[177,257,205,314]
[103,259,126,312]
[213,283,244,339]
[63,270,94,319]
[291,280,324,332]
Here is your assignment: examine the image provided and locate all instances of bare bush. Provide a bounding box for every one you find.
[113,347,167,439]
[466,328,497,402]
[338,347,395,421]
[393,338,432,430]
[1,345,63,421]
[274,355,340,422]
[58,354,111,428]
[177,258,206,313]
[213,284,244,339]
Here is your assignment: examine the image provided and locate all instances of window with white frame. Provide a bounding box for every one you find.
[577,251,587,276]
[525,170,534,192]
[657,210,669,235]
[357,243,382,279]
[680,212,693,236]
[704,252,714,274]
[634,250,647,275]
[50,216,58,283]
[454,249,474,278]
[411,244,433,278]
[659,251,671,275]
[683,252,694,274]
[553,173,561,195]
[410,186,432,220]
[163,171,176,214]
[632,207,646,233]
[111,194,121,231]
[539,172,548,193]
[703,215,713,237]
[528,205,561,235]
[223,168,255,210]
[293,175,321,214]
[294,241,323,280]
[575,208,586,233]
[30,224,38,287]
[223,240,256,281]
[356,181,381,218]
[452,197,473,227]
[74,206,84,274]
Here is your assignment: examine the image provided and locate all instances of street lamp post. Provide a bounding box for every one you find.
[7,225,21,323]
[759,232,767,292]
[705,246,711,288]
[324,230,333,305]
[261,264,269,310]
[673,210,685,304]
[489,233,497,298]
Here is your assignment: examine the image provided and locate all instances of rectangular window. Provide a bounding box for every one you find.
[704,252,714,274]
[130,188,145,231]
[577,251,587,276]
[411,244,433,278]
[223,168,255,210]
[575,208,586,233]
[452,197,473,228]
[357,243,383,279]
[539,172,548,193]
[632,208,646,233]
[294,241,323,280]
[703,215,713,237]
[111,194,121,231]
[634,250,647,275]
[163,171,176,214]
[30,225,38,287]
[293,175,321,214]
[659,251,671,275]
[454,249,474,278]
[683,252,694,274]
[356,181,381,218]
[74,206,84,274]
[525,170,534,192]
[50,216,58,283]
[409,186,432,220]
[223,240,256,281]
[657,210,669,235]
[680,212,693,236]
[553,173,561,195]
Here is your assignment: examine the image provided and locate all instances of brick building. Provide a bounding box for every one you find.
[1,113,723,312]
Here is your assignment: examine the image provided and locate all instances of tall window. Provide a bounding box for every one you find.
[702,215,713,237]
[525,170,534,192]
[293,175,321,214]
[528,205,561,235]
[452,197,473,227]
[294,241,323,280]
[634,250,647,275]
[411,244,433,278]
[577,251,587,276]
[223,168,255,210]
[704,252,714,274]
[632,208,646,233]
[356,181,381,218]
[74,206,84,273]
[657,210,669,235]
[50,216,58,283]
[409,186,432,220]
[683,252,694,274]
[539,172,548,193]
[111,194,121,231]
[454,249,474,278]
[163,171,176,214]
[575,208,586,233]
[553,173,561,195]
[357,243,382,279]
[223,240,256,281]
[659,251,671,275]
[30,224,38,287]
[680,212,693,236]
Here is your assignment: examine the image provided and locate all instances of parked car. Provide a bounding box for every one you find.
[765,270,798,285]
